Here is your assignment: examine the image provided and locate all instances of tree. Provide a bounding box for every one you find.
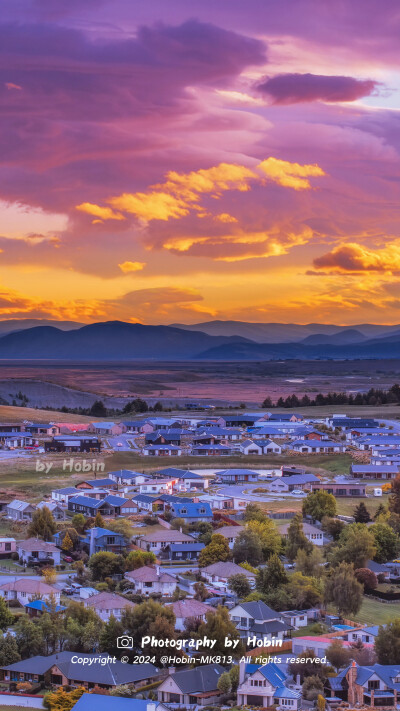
[195,522,214,545]
[90,400,107,417]
[0,596,14,631]
[286,572,322,609]
[289,649,326,683]
[296,547,324,577]
[374,503,387,521]
[326,639,351,671]
[375,619,400,664]
[44,686,86,711]
[257,554,287,594]
[354,567,378,590]
[193,582,209,601]
[217,672,232,695]
[14,617,45,658]
[321,517,344,541]
[89,552,125,581]
[246,519,281,560]
[42,567,57,585]
[354,502,371,523]
[99,614,124,656]
[125,550,156,571]
[303,676,324,702]
[94,511,105,528]
[232,529,264,566]
[0,633,20,666]
[389,475,400,515]
[147,614,177,664]
[243,503,266,523]
[229,664,239,691]
[61,531,73,552]
[27,507,57,541]
[198,534,231,567]
[324,562,363,616]
[286,513,312,562]
[71,514,87,533]
[198,606,243,658]
[106,518,133,541]
[331,523,376,569]
[303,491,336,521]
[370,522,399,563]
[122,600,175,652]
[228,573,252,599]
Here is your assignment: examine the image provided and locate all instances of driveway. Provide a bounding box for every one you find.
[107,434,139,451]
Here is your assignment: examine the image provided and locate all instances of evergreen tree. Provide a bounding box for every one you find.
[353,502,371,523]
[28,507,57,541]
[286,513,312,562]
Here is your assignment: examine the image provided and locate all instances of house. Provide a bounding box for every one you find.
[237,662,301,709]
[345,625,380,645]
[268,473,319,492]
[350,464,400,480]
[0,579,60,606]
[217,525,245,548]
[108,469,146,486]
[325,661,400,708]
[151,494,195,513]
[0,538,15,558]
[142,445,182,456]
[201,561,256,585]
[76,478,117,491]
[268,413,303,422]
[67,494,137,517]
[289,440,345,453]
[44,436,101,453]
[132,493,158,512]
[139,479,176,495]
[136,529,196,554]
[84,591,136,621]
[0,432,36,448]
[17,538,61,565]
[191,444,233,456]
[71,694,167,711]
[36,501,66,520]
[240,440,263,455]
[88,422,126,436]
[82,527,127,555]
[160,468,209,490]
[51,487,108,503]
[215,469,259,484]
[218,415,260,427]
[256,439,283,454]
[157,663,225,706]
[169,501,213,523]
[0,652,158,691]
[198,493,235,510]
[167,598,214,631]
[229,601,291,645]
[310,481,367,497]
[125,565,176,596]
[160,541,205,561]
[6,499,36,521]
[280,521,324,546]
[24,599,66,617]
[282,610,311,629]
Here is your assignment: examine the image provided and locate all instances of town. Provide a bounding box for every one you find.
[0,409,398,711]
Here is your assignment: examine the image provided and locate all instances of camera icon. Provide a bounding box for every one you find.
[117,635,134,649]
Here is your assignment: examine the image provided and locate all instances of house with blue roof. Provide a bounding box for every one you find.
[71,693,167,711]
[25,599,66,617]
[237,661,301,709]
[108,469,146,486]
[160,541,205,561]
[67,494,137,517]
[82,527,127,555]
[268,473,319,492]
[289,439,345,453]
[170,501,213,523]
[215,469,259,483]
[325,661,400,708]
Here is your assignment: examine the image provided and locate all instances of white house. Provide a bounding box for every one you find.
[136,529,196,554]
[0,579,60,606]
[139,479,176,495]
[237,662,301,710]
[84,591,136,621]
[290,440,345,454]
[217,525,245,549]
[167,599,214,632]
[124,565,176,596]
[280,521,324,546]
[201,561,256,586]
[16,538,61,565]
[229,600,291,644]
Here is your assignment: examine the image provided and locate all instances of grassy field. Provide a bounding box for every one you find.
[352,596,400,625]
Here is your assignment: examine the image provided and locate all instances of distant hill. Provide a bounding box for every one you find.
[171,320,400,343]
[300,329,367,345]
[0,319,83,336]
[0,321,251,360]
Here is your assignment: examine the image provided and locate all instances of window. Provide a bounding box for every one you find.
[5,543,11,552]
[368,680,380,690]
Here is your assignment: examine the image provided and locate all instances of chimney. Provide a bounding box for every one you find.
[239,661,246,686]
[296,674,301,687]
[156,565,160,576]
[347,661,358,706]
[89,527,96,557]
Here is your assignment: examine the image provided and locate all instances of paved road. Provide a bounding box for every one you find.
[107,434,139,451]
[216,483,292,502]
[0,695,44,708]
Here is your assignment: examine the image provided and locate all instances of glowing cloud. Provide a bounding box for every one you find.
[118,261,146,273]
[76,203,125,221]
[257,158,326,190]
[313,242,400,273]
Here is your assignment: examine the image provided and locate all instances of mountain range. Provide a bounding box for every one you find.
[0,319,399,360]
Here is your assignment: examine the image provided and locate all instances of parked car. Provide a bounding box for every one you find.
[291,489,307,496]
[62,586,74,595]
[63,556,73,563]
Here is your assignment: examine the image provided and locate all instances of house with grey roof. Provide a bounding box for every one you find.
[167,598,214,631]
[229,601,291,645]
[157,663,225,706]
[201,561,256,585]
[280,520,324,546]
[6,499,36,521]
[84,590,136,621]
[0,652,158,690]
[125,565,176,596]
[136,528,196,554]
[0,578,60,606]
[36,501,66,520]
[217,525,245,548]
[16,538,61,565]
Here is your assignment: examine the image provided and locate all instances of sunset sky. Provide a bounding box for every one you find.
[0,0,399,325]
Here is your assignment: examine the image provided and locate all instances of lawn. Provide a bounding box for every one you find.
[352,596,400,625]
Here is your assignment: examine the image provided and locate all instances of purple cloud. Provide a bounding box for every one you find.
[257,73,378,104]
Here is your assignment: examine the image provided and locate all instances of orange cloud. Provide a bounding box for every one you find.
[257,157,326,190]
[76,202,125,221]
[313,242,400,273]
[75,158,325,224]
[118,261,146,273]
